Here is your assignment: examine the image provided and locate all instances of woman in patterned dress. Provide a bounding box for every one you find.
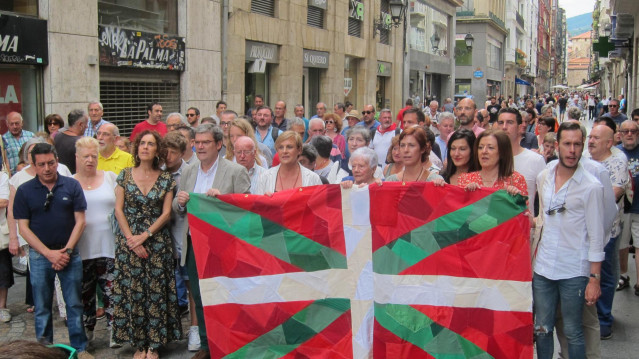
[457,130,528,197]
[112,130,181,359]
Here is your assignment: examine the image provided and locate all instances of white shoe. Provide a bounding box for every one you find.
[188,326,201,352]
[109,329,123,349]
[0,309,11,323]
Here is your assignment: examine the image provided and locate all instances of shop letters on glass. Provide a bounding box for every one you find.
[98,25,185,71]
[0,14,48,65]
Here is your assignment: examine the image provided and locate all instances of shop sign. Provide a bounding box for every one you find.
[308,0,327,10]
[245,41,279,63]
[303,49,329,69]
[0,14,48,65]
[473,70,484,79]
[0,72,22,134]
[380,12,392,30]
[349,0,364,21]
[98,25,185,71]
[377,61,391,77]
[344,78,352,96]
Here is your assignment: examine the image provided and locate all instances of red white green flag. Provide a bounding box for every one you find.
[187,182,532,358]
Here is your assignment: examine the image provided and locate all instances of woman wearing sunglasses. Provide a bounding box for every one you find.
[323,113,346,155]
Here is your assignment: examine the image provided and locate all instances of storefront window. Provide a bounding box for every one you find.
[245,63,269,115]
[455,79,471,97]
[98,0,178,34]
[344,56,358,106]
[0,66,42,134]
[409,1,448,56]
[0,0,38,16]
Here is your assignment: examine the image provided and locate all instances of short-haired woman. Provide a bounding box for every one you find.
[323,113,346,154]
[385,127,443,182]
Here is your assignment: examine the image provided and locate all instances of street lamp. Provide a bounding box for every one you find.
[603,24,612,37]
[389,0,406,27]
[431,32,441,51]
[465,33,474,50]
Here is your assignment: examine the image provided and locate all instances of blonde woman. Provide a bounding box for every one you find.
[226,118,270,168]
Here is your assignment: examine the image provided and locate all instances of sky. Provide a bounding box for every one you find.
[558,0,596,19]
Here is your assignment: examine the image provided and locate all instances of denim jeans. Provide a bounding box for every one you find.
[175,261,189,307]
[29,248,87,351]
[596,235,619,329]
[533,273,589,359]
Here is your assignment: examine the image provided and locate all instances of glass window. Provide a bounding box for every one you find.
[98,0,177,34]
[409,1,448,56]
[487,43,501,69]
[0,66,42,134]
[0,0,38,16]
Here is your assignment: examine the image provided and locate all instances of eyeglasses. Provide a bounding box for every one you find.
[362,111,373,115]
[325,120,334,124]
[236,150,255,156]
[44,191,54,211]
[220,121,231,126]
[186,113,197,117]
[608,105,618,107]
[620,130,638,135]
[545,203,566,215]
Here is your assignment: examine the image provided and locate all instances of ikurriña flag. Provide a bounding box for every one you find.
[187,182,532,358]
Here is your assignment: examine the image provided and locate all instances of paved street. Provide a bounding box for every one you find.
[2,255,639,358]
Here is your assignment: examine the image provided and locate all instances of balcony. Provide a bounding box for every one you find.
[489,11,505,28]
[456,9,475,17]
[516,12,524,28]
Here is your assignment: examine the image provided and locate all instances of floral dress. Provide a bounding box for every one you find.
[458,171,529,196]
[111,168,182,350]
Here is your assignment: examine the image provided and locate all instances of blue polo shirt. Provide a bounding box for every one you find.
[13,175,87,248]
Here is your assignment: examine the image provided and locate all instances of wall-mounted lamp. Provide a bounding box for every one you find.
[373,0,407,38]
[465,33,474,50]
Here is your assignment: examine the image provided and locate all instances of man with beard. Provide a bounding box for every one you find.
[96,124,134,175]
[449,98,484,140]
[533,122,604,359]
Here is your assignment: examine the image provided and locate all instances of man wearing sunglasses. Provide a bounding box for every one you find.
[186,107,201,127]
[601,99,627,127]
[13,143,92,358]
[587,124,629,340]
[357,104,380,131]
[533,122,605,359]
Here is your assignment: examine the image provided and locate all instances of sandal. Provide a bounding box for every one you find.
[26,306,35,313]
[146,348,159,359]
[617,275,630,291]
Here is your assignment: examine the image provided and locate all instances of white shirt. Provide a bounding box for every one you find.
[248,162,267,194]
[514,148,546,214]
[75,171,117,260]
[193,158,219,194]
[255,163,322,195]
[597,152,629,238]
[369,130,396,167]
[534,162,606,280]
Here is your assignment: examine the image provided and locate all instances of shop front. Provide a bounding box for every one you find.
[245,41,279,114]
[0,13,47,133]
[302,49,329,119]
[376,61,392,110]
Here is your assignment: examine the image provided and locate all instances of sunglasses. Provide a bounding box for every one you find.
[608,105,618,108]
[44,191,54,211]
[186,113,197,117]
[362,111,373,115]
[325,120,334,124]
[545,203,566,216]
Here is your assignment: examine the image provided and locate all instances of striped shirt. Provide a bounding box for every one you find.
[84,118,111,138]
[3,130,34,175]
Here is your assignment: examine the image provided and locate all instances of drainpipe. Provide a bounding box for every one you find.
[221,0,229,101]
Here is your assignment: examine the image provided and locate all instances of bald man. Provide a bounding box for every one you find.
[97,123,134,174]
[588,124,629,339]
[234,136,266,194]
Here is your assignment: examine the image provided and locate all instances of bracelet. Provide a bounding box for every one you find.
[146,229,153,238]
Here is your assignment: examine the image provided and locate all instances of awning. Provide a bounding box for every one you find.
[515,77,532,86]
[578,80,600,89]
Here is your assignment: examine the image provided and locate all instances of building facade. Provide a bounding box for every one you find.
[504,0,532,99]
[406,0,462,108]
[609,0,637,110]
[536,0,551,93]
[226,0,405,119]
[0,0,223,137]
[455,0,508,106]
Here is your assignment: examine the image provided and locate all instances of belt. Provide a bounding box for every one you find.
[48,243,68,250]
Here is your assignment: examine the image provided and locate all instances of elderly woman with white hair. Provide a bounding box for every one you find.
[341,126,384,178]
[340,147,380,188]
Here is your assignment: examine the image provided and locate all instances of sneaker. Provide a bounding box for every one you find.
[0,309,11,323]
[617,275,630,291]
[188,326,201,352]
[600,325,612,340]
[109,329,123,349]
[77,351,95,359]
[86,329,95,342]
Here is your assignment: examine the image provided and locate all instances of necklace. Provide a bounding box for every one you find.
[276,166,301,192]
[480,172,498,187]
[77,174,98,189]
[401,166,425,183]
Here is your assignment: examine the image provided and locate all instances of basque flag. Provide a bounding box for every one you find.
[187,183,532,358]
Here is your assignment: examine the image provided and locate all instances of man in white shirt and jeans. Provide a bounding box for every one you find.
[533,121,605,359]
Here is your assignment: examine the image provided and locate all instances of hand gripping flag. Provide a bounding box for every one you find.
[187,182,532,358]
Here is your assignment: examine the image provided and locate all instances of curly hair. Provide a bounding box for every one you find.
[131,130,166,170]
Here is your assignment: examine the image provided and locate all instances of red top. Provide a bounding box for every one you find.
[457,171,528,196]
[129,120,168,141]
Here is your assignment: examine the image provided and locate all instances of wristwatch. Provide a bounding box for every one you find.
[146,229,153,238]
[590,273,601,280]
[65,248,73,255]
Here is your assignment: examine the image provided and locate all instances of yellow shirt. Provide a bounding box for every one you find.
[98,147,134,176]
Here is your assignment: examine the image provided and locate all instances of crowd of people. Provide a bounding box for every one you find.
[0,91,638,359]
